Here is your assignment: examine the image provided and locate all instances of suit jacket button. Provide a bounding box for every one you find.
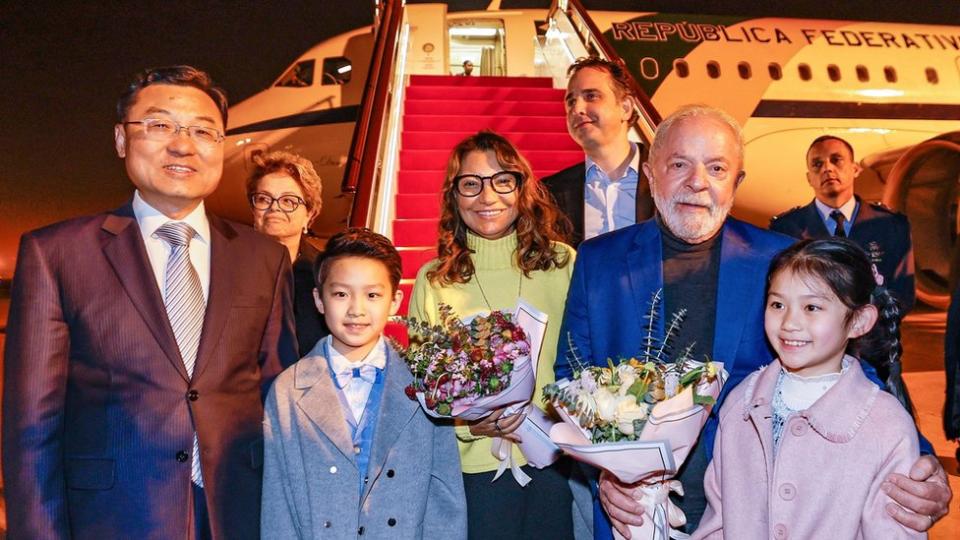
[187,389,199,401]
[176,451,189,462]
[388,518,397,527]
[386,469,395,478]
[357,526,365,535]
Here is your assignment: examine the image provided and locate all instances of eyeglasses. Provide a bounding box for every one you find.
[123,118,224,144]
[453,171,522,197]
[250,192,307,213]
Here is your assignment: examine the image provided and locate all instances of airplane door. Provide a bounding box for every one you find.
[448,19,506,76]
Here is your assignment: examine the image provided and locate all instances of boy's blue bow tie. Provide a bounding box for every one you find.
[334,364,380,389]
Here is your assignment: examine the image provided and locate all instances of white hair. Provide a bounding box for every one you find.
[649,104,744,167]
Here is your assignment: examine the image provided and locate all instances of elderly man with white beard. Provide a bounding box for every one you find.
[554,104,952,539]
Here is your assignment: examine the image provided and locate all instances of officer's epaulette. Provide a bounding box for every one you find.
[868,201,900,215]
[770,206,803,222]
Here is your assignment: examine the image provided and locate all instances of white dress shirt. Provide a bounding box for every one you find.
[814,197,858,237]
[583,143,641,240]
[132,190,211,302]
[326,335,387,423]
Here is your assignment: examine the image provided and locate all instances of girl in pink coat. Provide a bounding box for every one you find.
[694,238,924,539]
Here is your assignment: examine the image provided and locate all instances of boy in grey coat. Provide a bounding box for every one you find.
[262,229,466,539]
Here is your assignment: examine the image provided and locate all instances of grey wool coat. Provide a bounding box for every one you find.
[261,343,467,539]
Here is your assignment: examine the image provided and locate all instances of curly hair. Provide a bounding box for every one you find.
[427,131,572,286]
[767,238,914,414]
[246,150,323,226]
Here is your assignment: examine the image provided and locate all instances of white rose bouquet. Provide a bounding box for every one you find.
[543,290,727,540]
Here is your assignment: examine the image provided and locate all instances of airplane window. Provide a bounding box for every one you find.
[856,65,870,82]
[276,59,315,88]
[884,66,898,83]
[737,62,751,80]
[674,59,689,78]
[322,57,353,85]
[768,63,782,80]
[798,63,812,81]
[926,67,939,84]
[827,65,841,82]
[707,61,721,79]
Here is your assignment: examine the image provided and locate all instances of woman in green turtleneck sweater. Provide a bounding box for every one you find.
[409,131,577,539]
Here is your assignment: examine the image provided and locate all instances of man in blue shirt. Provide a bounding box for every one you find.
[770,135,915,313]
[542,57,653,247]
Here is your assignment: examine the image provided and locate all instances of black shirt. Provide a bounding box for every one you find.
[658,218,723,531]
[658,218,722,363]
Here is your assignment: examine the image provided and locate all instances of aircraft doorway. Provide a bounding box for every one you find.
[448,19,505,76]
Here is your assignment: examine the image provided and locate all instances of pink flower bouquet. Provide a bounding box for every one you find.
[397,301,557,485]
[399,303,535,420]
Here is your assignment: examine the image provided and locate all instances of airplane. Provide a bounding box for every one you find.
[125,2,960,309]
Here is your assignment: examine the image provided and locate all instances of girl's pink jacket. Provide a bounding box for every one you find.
[693,358,924,540]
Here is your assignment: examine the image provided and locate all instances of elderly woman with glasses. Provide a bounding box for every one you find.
[246,150,328,354]
[408,131,582,539]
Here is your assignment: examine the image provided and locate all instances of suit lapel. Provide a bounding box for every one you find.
[851,196,871,228]
[569,162,586,247]
[364,349,418,499]
[803,201,831,238]
[192,215,238,380]
[101,205,188,381]
[714,221,755,371]
[626,223,665,343]
[295,353,358,462]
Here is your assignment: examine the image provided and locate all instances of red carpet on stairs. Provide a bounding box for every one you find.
[387,75,582,343]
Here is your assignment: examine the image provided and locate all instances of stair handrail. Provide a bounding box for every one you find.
[342,0,404,228]
[553,0,661,144]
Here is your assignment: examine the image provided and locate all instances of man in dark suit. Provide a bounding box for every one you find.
[2,66,298,539]
[770,135,916,312]
[542,57,654,247]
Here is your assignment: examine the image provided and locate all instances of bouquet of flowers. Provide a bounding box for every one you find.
[396,301,558,485]
[543,290,727,540]
[399,303,533,420]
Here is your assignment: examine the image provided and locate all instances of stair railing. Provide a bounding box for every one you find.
[342,0,405,228]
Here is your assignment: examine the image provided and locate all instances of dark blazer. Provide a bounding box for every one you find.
[541,160,654,248]
[2,202,299,540]
[769,197,916,313]
[292,239,328,355]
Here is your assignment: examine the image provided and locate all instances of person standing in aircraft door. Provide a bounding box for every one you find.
[2,65,298,540]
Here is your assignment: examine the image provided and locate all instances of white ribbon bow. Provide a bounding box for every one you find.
[634,480,689,540]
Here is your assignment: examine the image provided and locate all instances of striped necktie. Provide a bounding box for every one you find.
[155,221,206,487]
[830,210,847,238]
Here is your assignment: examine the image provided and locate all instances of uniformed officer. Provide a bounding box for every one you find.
[770,135,916,313]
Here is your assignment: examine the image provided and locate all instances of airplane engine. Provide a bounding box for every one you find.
[882,133,960,309]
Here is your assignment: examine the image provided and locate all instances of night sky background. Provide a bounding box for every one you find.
[1,0,958,282]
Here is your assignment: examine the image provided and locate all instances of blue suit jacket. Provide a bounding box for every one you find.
[555,217,795,456]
